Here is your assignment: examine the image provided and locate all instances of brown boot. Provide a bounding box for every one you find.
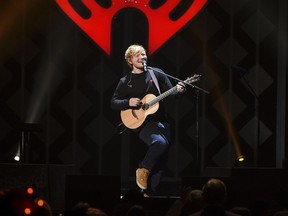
[136,168,150,190]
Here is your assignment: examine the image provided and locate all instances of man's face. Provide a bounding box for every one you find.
[130,50,147,70]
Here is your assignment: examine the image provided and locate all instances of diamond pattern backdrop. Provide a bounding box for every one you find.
[0,0,286,188]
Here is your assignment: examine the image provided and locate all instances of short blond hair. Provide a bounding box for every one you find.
[125,44,146,68]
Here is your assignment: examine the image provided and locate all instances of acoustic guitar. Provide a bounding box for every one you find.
[120,74,201,129]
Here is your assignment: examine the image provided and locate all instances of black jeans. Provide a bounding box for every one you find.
[138,121,171,193]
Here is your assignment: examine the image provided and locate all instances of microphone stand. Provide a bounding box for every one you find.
[149,67,210,94]
[150,66,210,175]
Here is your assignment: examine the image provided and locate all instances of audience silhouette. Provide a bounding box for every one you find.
[166,187,204,216]
[65,201,108,216]
[1,177,288,216]
[189,178,241,216]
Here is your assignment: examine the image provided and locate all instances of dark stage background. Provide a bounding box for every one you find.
[0,0,288,212]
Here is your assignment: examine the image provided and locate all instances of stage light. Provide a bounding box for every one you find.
[24,208,31,215]
[14,154,20,161]
[14,142,21,162]
[234,155,248,167]
[26,187,34,195]
[209,67,246,167]
[238,155,245,162]
[36,199,44,207]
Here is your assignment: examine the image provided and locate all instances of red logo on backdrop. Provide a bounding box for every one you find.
[55,0,207,55]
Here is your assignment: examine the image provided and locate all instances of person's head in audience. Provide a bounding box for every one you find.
[202,178,227,206]
[67,201,108,216]
[180,189,204,215]
[125,205,146,216]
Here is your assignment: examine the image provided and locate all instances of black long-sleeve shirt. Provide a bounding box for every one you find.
[111,67,174,123]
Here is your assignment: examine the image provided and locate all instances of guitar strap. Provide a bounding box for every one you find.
[148,68,161,94]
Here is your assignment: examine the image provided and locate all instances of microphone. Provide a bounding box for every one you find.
[142,60,147,72]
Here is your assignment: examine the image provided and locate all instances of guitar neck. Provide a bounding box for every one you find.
[146,75,200,107]
[148,86,177,106]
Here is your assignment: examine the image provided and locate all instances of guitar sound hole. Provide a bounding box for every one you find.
[142,103,149,110]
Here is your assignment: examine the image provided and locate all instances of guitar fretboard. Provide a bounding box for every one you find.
[147,86,177,107]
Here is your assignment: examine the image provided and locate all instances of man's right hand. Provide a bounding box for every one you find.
[129,98,141,107]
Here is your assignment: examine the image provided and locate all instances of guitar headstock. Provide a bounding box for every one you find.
[184,74,201,84]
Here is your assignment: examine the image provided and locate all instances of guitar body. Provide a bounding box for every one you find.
[119,74,201,129]
[121,94,159,129]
